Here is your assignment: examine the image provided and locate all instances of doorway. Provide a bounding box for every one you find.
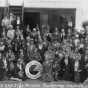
[24,12,40,29]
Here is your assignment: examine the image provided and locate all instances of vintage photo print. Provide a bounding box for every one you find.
[0,0,88,88]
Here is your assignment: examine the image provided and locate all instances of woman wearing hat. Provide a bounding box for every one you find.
[81,21,88,82]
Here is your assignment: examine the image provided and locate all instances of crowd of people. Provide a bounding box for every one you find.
[0,13,88,83]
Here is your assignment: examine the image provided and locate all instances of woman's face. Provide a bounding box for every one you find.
[61,29,65,32]
[74,39,80,47]
[26,37,30,42]
[10,15,13,20]
[68,29,71,33]
[55,27,58,32]
[17,17,20,20]
[26,25,29,31]
[85,26,88,32]
[20,50,23,55]
[8,50,12,54]
[68,21,72,27]
[30,40,34,45]
[0,41,3,45]
[17,26,20,30]
[27,42,30,46]
[0,53,2,59]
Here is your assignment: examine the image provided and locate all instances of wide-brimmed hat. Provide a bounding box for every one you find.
[82,21,88,28]
[9,25,13,29]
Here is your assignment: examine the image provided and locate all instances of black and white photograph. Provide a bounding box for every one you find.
[0,0,88,88]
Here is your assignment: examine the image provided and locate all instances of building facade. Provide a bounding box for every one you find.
[0,0,87,30]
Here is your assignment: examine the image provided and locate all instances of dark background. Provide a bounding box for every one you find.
[24,8,76,31]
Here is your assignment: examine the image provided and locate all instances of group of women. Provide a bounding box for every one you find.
[0,13,87,83]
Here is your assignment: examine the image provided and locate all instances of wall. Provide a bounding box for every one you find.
[24,0,79,8]
[75,0,88,30]
[24,0,82,30]
[0,0,8,7]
